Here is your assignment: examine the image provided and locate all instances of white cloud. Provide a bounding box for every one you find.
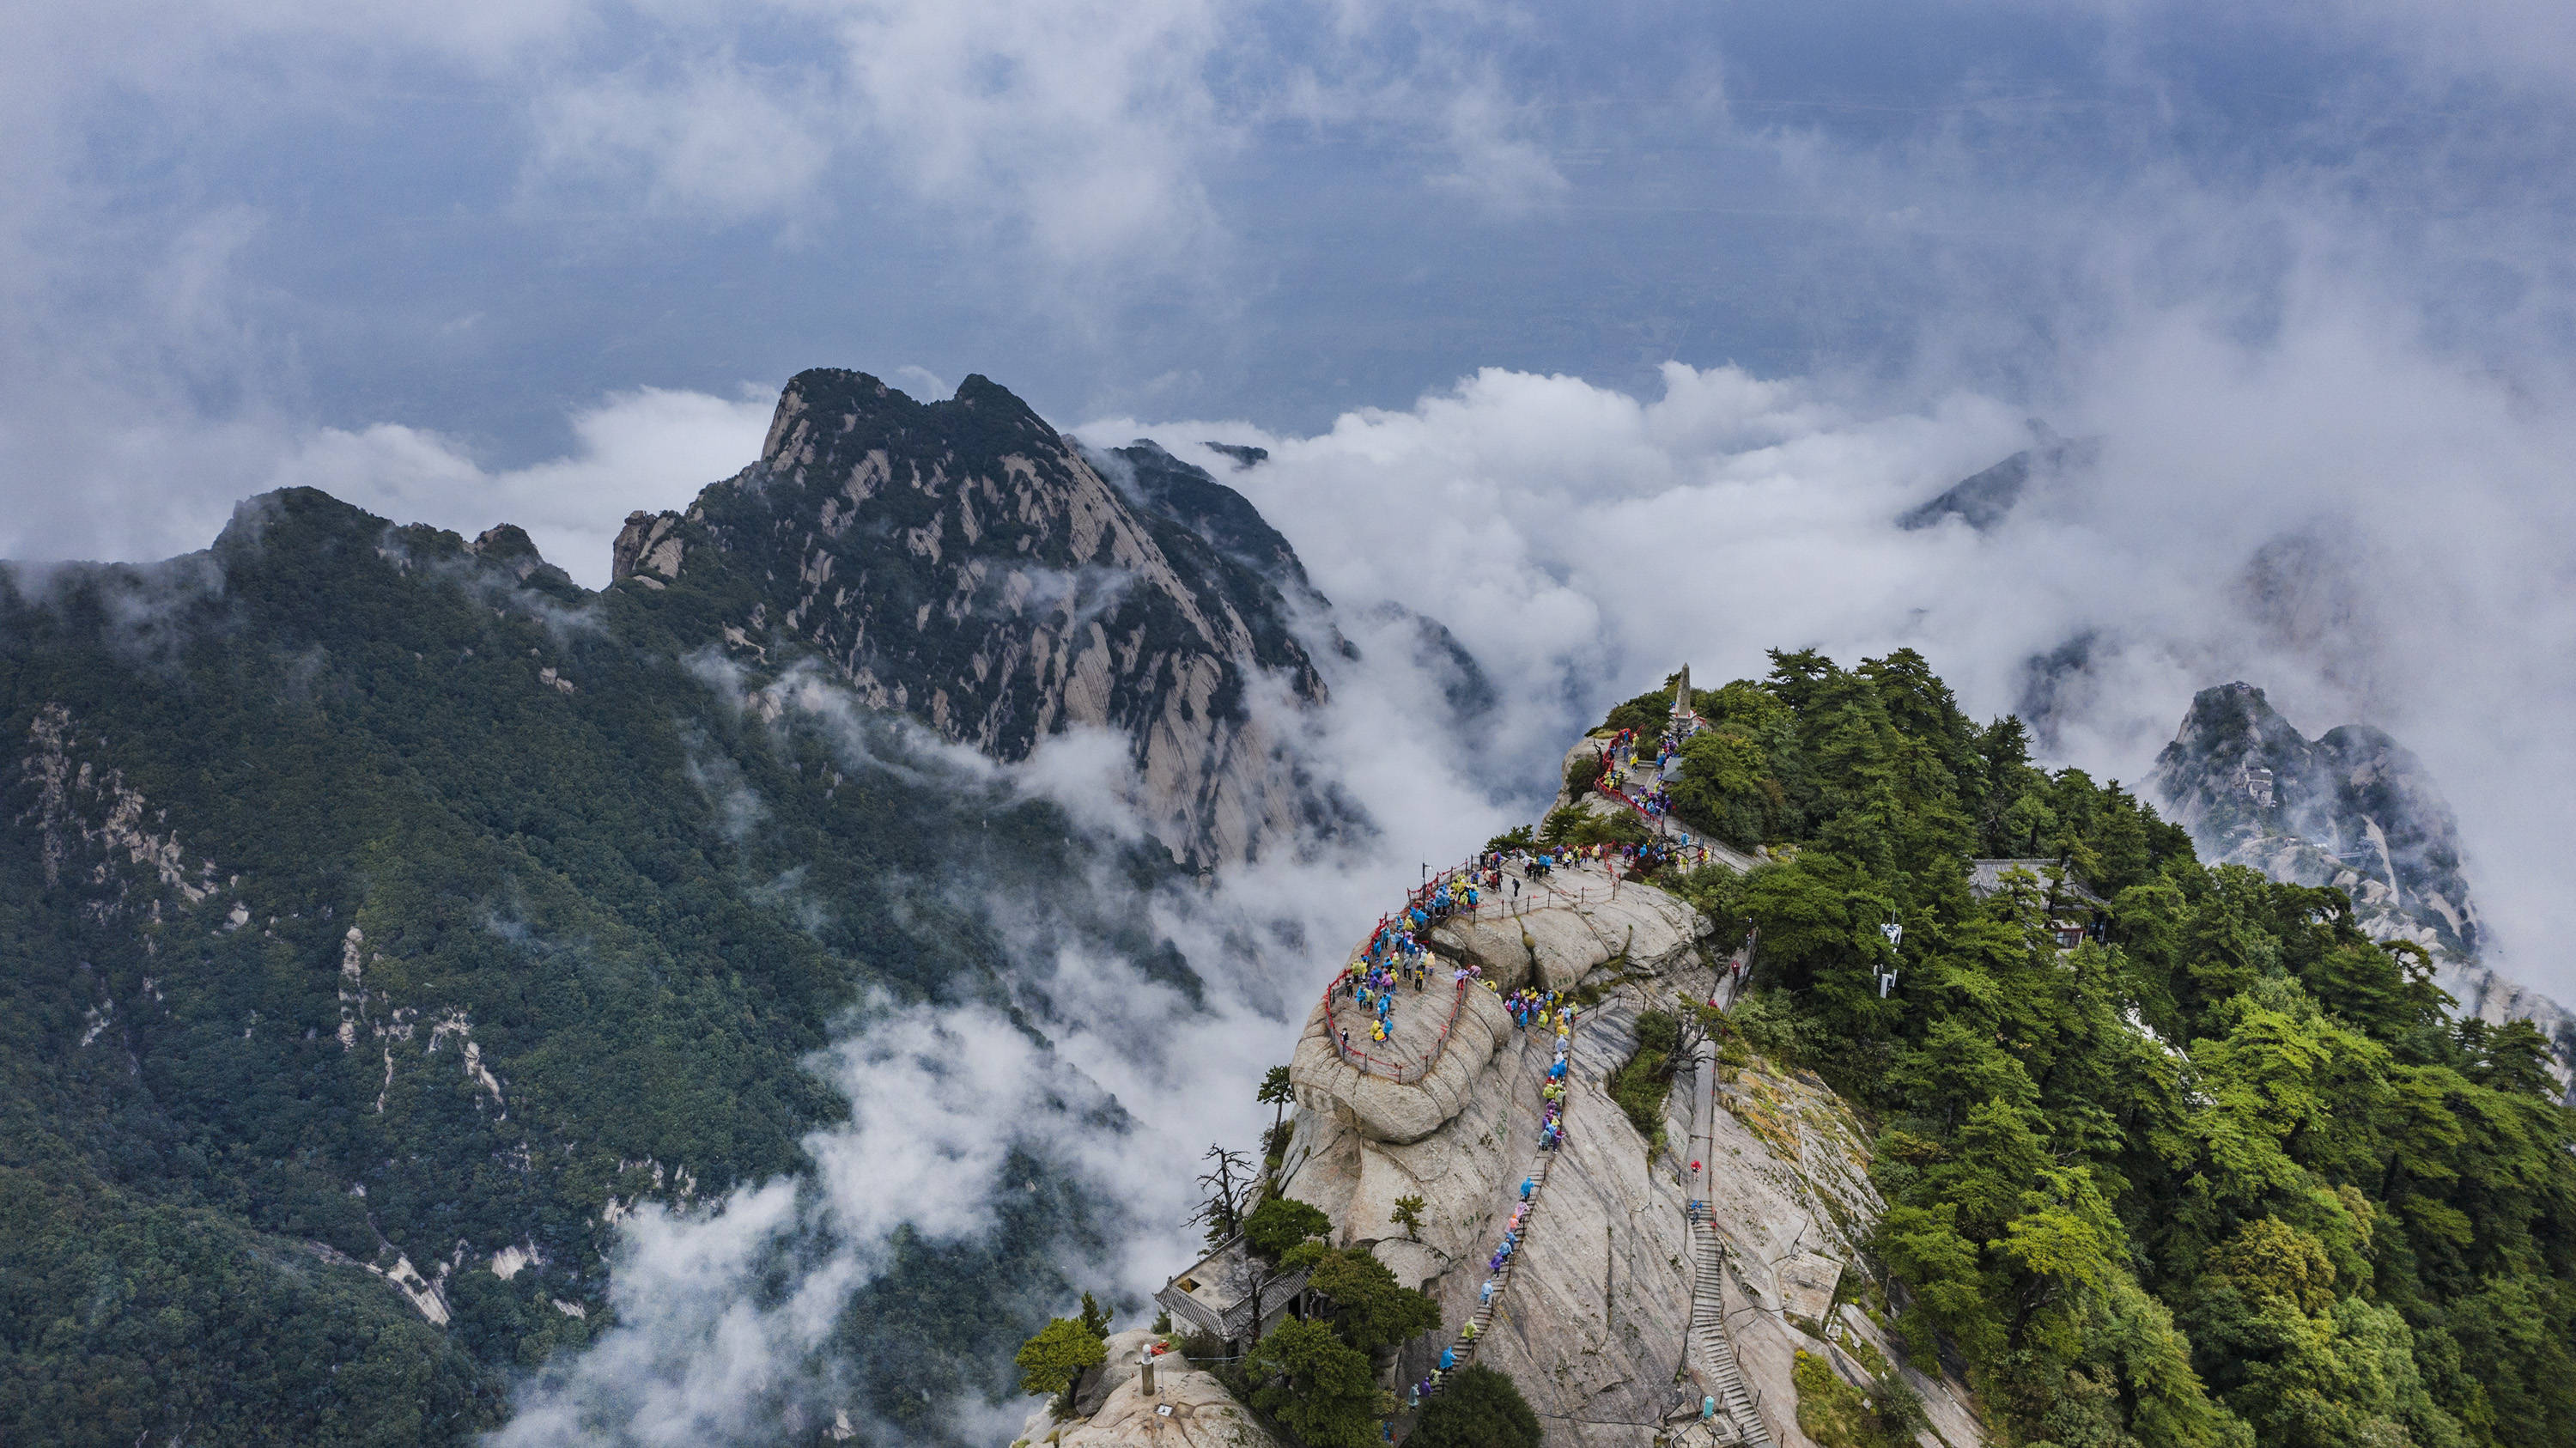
[490,653,1474,1443]
[493,1000,1079,1447]
[1425,86,1567,212]
[1094,278,2576,1001]
[268,385,775,585]
[517,0,1237,272]
[536,61,837,222]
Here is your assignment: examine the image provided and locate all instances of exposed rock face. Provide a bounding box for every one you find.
[20,702,222,909]
[610,371,1335,865]
[1014,1331,1281,1448]
[2148,682,2478,956]
[2148,681,2575,1099]
[1286,879,1713,1145]
[1896,422,2098,532]
[1279,863,1987,1448]
[1089,440,1313,598]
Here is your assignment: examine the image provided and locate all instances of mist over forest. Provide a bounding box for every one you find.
[4,3,2576,1446]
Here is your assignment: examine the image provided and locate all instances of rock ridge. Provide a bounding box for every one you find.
[2148,681,2574,1098]
[1277,861,1989,1448]
[605,368,1342,865]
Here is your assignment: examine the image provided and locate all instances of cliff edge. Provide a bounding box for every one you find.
[1272,856,1988,1448]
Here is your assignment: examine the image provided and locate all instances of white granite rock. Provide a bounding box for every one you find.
[1288,978,1513,1145]
[1014,1352,1281,1448]
[1272,872,1991,1448]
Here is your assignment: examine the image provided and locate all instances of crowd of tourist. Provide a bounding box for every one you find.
[1401,1000,1579,1417]
[1374,699,1740,1434]
[1590,716,1713,831]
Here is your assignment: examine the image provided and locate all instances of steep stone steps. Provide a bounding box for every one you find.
[1686,1213,1771,1446]
[1407,1023,1569,1420]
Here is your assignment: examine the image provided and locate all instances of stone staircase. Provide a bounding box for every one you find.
[1686,1211,1771,1446]
[1453,1141,1558,1366]
[1394,1032,1568,1444]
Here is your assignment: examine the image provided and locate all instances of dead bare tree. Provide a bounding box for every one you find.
[1186,1145,1255,1249]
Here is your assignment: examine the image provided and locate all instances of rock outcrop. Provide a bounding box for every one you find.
[608,370,1338,865]
[2148,681,2476,954]
[1277,861,1989,1448]
[1013,1330,1281,1448]
[2148,681,2574,1099]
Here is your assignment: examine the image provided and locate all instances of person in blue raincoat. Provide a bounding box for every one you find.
[1440,1347,1456,1372]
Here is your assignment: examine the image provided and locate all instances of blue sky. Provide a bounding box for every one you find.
[9,0,2576,993]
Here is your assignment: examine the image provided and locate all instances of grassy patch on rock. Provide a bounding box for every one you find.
[1606,1009,1680,1153]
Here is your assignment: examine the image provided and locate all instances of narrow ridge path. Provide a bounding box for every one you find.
[1687,969,1772,1447]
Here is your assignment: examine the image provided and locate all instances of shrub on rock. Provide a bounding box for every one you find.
[1410,1364,1540,1448]
[1244,1196,1333,1262]
[1013,1316,1106,1399]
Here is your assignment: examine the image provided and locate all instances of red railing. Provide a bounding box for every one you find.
[1320,821,1661,1082]
[1596,728,1713,846]
[1321,976,1469,1083]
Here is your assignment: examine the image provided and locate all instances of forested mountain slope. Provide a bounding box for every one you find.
[1631,654,2576,1447]
[0,485,1204,1445]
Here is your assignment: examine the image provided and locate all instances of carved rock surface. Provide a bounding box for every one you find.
[1289,980,1512,1145]
[1016,1330,1282,1448]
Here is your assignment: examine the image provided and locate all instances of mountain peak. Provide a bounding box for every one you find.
[1897,424,2100,532]
[2148,684,2477,958]
[950,373,1023,407]
[213,485,380,555]
[615,368,1336,864]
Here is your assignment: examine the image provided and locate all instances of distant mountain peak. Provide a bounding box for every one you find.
[1898,421,2099,532]
[611,368,1342,865]
[2148,681,2476,956]
[2148,683,2573,1098]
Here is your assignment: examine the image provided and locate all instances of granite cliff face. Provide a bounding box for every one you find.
[611,371,1335,865]
[1272,861,1987,1448]
[2148,682,2476,956]
[2148,681,2574,1098]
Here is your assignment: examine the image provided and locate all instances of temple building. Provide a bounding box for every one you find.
[1153,1236,1313,1355]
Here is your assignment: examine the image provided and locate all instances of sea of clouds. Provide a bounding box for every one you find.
[478,299,2576,1442]
[10,0,2576,1440]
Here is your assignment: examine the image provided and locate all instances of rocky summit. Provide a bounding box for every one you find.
[1025,655,2576,1448]
[610,370,1335,866]
[1018,841,1991,1448]
[2148,680,2575,1098]
[2147,682,2476,956]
